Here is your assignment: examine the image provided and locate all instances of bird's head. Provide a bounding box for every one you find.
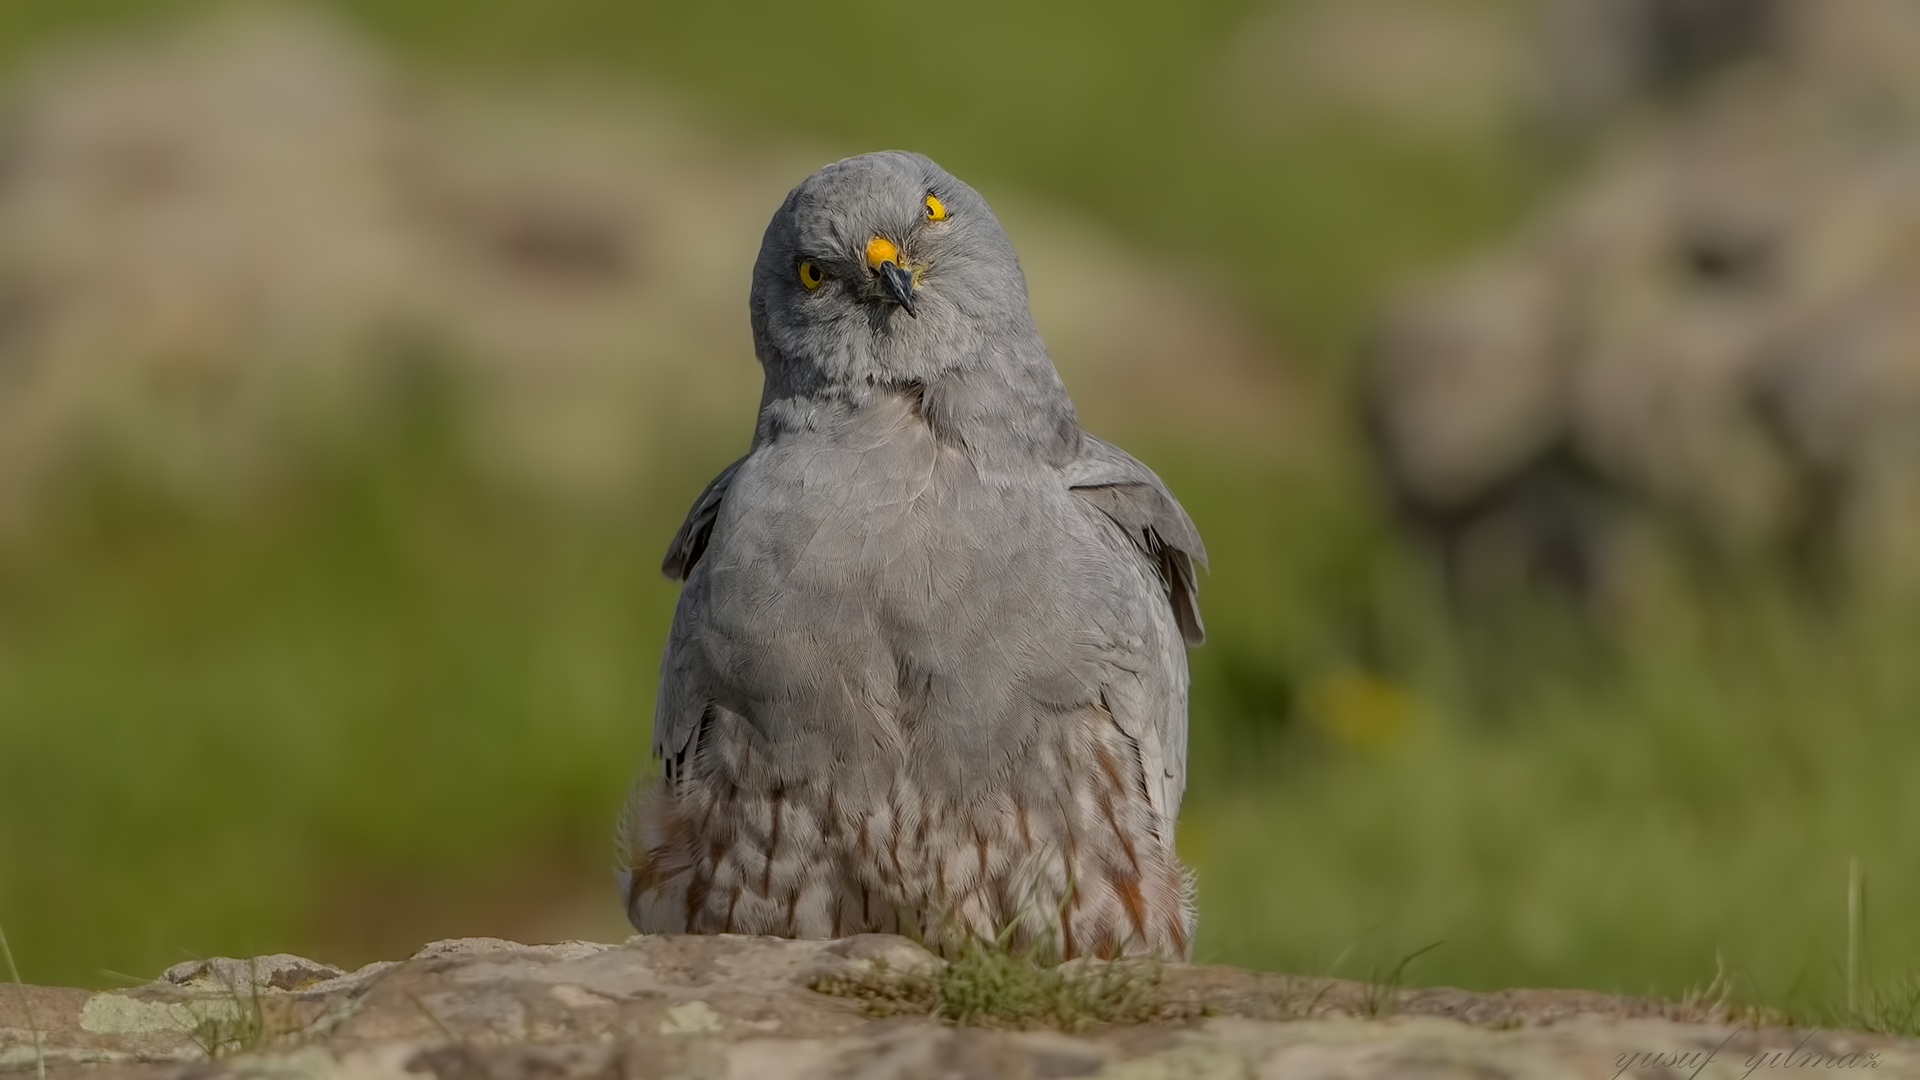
[748,151,1035,385]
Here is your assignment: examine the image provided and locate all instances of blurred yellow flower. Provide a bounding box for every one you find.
[1303,668,1422,752]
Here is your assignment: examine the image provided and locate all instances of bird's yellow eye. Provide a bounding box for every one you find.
[924,194,947,221]
[798,260,824,290]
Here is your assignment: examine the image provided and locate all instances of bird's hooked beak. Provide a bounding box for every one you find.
[864,235,918,318]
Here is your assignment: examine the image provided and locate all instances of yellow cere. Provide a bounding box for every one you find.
[924,194,947,221]
[864,235,900,269]
[798,260,824,290]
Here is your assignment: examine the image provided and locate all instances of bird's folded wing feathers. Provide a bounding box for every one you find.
[655,458,746,768]
[1064,434,1207,645]
[662,457,747,580]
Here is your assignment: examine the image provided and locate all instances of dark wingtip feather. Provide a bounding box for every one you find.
[1166,550,1205,646]
[662,457,746,582]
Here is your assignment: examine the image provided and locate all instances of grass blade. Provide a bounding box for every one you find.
[0,920,46,1080]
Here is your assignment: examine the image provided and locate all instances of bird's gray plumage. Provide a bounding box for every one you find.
[621,150,1206,959]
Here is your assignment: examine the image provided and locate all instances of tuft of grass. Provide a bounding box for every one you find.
[1799,862,1920,1038]
[1,919,46,1080]
[1673,955,1789,1029]
[1827,977,1920,1038]
[812,938,1169,1032]
[1359,940,1442,1018]
[184,1002,266,1061]
[180,959,271,1060]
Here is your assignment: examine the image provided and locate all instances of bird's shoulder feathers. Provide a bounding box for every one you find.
[662,456,747,580]
[1063,434,1207,645]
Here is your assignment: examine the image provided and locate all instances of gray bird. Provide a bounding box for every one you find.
[618,151,1205,960]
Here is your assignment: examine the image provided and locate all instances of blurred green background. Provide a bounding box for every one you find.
[2,0,1917,1027]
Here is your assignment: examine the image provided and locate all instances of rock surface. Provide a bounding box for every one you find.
[3,935,1916,1079]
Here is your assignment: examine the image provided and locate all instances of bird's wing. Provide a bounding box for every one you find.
[1064,434,1206,645]
[654,457,746,773]
[1064,433,1206,822]
[661,456,746,581]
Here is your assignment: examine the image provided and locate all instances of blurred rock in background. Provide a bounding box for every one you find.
[0,7,1294,523]
[1222,0,1791,148]
[1219,0,1530,143]
[1537,0,1783,129]
[1368,0,1920,609]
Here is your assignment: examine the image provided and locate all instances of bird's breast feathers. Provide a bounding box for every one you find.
[706,415,1129,622]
